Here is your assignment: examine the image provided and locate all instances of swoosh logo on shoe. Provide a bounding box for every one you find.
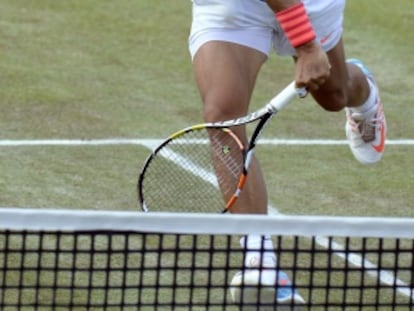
[371,122,385,153]
[278,278,290,286]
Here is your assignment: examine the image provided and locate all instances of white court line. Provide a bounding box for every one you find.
[139,141,414,300]
[0,138,413,146]
[159,148,218,188]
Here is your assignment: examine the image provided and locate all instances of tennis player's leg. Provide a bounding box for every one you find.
[274,0,385,165]
[189,0,278,280]
[193,41,268,216]
[307,38,386,165]
[190,1,305,306]
[192,40,305,308]
[189,0,275,217]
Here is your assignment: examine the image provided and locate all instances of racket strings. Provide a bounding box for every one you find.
[209,131,244,198]
[141,127,244,213]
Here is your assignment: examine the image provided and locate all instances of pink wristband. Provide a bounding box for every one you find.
[275,3,316,48]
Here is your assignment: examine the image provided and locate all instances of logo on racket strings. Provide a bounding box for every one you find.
[222,145,231,155]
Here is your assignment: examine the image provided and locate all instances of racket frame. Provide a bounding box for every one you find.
[138,81,305,212]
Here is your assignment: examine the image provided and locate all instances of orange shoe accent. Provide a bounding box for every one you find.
[371,122,386,153]
[278,278,290,286]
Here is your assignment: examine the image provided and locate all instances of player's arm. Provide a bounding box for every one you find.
[262,0,331,91]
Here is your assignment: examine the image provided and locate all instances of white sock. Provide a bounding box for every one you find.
[240,234,276,268]
[349,78,378,116]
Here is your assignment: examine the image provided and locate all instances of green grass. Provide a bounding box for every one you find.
[0,0,412,213]
[0,0,413,310]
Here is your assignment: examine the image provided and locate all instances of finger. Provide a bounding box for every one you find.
[305,80,320,91]
[317,77,326,85]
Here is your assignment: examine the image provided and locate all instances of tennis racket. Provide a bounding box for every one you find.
[138,81,306,213]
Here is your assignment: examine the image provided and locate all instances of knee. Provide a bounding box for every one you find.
[202,93,249,123]
[202,100,241,123]
[203,104,231,123]
[312,88,348,112]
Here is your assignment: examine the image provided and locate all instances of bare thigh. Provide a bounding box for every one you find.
[193,41,267,127]
[192,41,269,214]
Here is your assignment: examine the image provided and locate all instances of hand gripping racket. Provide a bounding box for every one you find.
[138,81,306,213]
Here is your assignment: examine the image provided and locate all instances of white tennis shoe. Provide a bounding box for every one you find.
[345,59,387,165]
[230,269,305,310]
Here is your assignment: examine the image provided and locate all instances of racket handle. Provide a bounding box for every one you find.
[267,81,306,112]
[295,86,308,98]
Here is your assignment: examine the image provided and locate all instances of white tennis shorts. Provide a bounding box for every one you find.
[189,0,345,59]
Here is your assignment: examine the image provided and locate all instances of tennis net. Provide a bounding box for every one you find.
[0,207,413,310]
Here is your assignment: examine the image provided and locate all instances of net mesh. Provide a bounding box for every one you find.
[0,208,413,310]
